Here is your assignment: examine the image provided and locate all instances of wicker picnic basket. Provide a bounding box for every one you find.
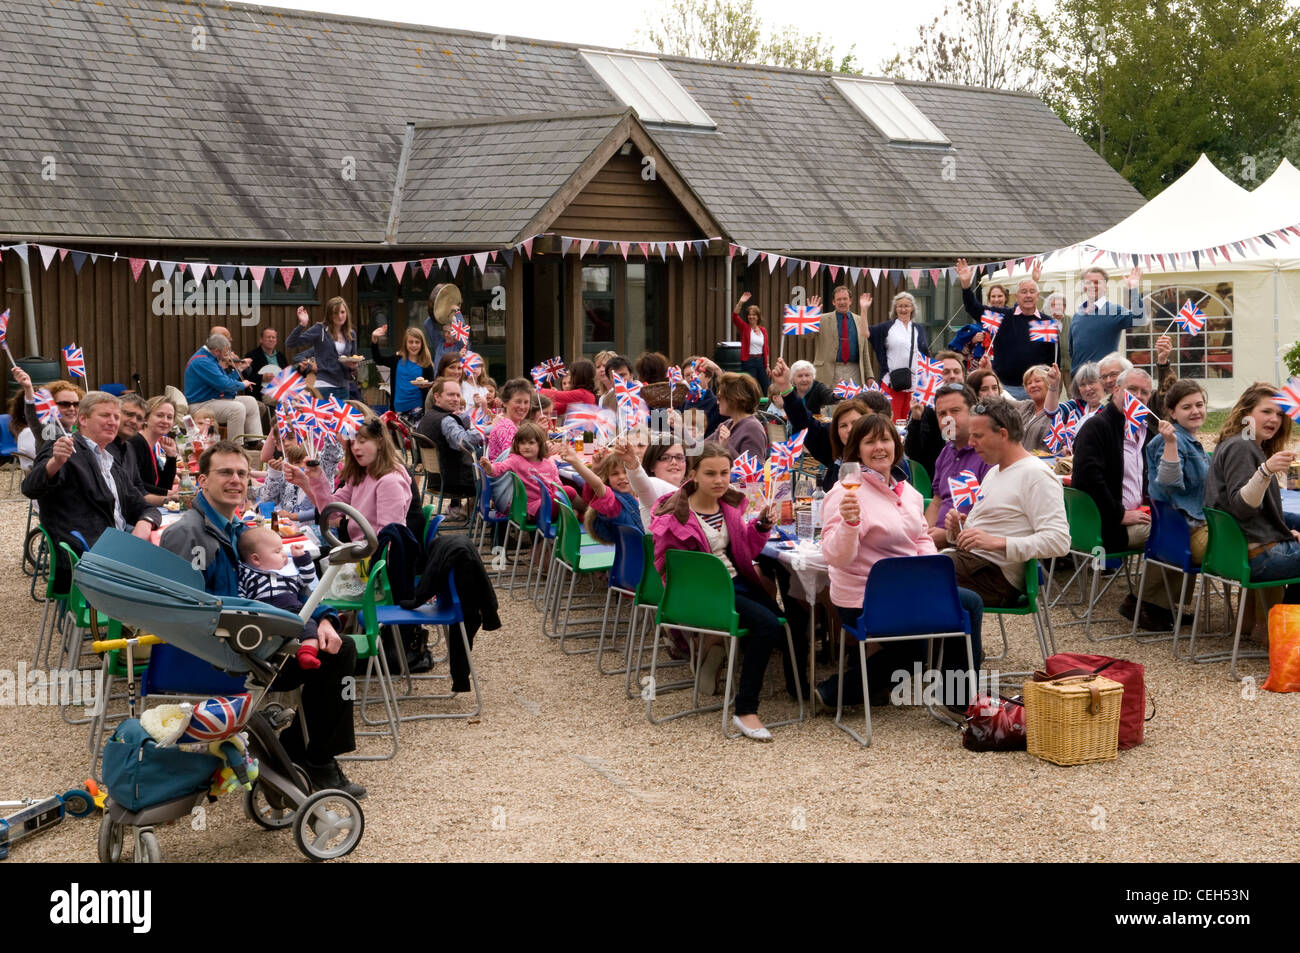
[1023,673,1124,766]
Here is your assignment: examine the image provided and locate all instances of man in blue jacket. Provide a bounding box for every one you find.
[1068,266,1148,368]
[160,441,363,798]
[184,332,264,440]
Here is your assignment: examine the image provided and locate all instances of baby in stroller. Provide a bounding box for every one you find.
[238,527,327,672]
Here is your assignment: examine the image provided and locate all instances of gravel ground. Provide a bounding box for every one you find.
[2,478,1298,864]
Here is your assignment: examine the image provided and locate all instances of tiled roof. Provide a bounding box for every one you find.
[0,0,1144,254]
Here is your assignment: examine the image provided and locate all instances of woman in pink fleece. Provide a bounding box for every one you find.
[289,410,412,541]
[650,442,804,742]
[816,414,982,709]
[477,421,575,517]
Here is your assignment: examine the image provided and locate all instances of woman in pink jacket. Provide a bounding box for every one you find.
[816,414,983,710]
[290,408,413,541]
[650,442,805,742]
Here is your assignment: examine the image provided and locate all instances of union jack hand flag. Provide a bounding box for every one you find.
[915,355,946,379]
[686,378,705,401]
[32,388,58,425]
[1177,299,1206,336]
[470,407,493,439]
[1273,378,1300,422]
[1045,415,1072,455]
[177,694,252,744]
[0,308,9,346]
[612,372,643,407]
[450,316,470,345]
[731,451,762,483]
[833,379,863,399]
[544,356,566,380]
[264,366,306,404]
[912,370,941,407]
[948,469,983,510]
[1028,319,1060,343]
[666,365,684,387]
[980,310,1003,334]
[782,304,822,335]
[62,343,86,380]
[619,396,649,431]
[461,350,484,379]
[531,365,549,388]
[769,429,808,472]
[1122,390,1152,439]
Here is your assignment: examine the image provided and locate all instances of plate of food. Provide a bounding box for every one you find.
[339,354,365,365]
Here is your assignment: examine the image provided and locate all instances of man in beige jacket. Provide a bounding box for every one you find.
[812,287,875,386]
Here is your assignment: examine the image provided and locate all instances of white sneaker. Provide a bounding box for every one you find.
[732,716,773,742]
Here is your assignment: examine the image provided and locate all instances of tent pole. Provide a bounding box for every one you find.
[1275,264,1281,385]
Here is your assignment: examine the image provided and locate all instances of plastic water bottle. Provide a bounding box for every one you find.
[811,487,825,540]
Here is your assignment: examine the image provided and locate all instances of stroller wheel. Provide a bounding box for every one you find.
[293,790,364,861]
[97,814,124,863]
[134,830,161,863]
[245,779,296,830]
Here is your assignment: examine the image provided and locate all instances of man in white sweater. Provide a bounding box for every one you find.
[943,397,1070,606]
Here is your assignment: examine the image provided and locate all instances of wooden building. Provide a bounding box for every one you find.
[0,0,1144,389]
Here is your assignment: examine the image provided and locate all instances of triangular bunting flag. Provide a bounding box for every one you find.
[337,264,352,287]
[420,258,435,278]
[11,243,28,264]
[848,266,861,284]
[784,257,799,277]
[674,241,686,259]
[808,261,821,277]
[869,268,881,285]
[728,244,739,258]
[637,242,650,259]
[768,254,779,274]
[160,261,176,282]
[656,243,668,261]
[279,266,296,289]
[391,260,407,283]
[618,241,630,260]
[248,266,267,289]
[909,268,921,287]
[579,240,593,258]
[929,269,941,285]
[58,248,68,261]
[502,249,514,267]
[219,265,238,282]
[828,265,839,280]
[522,238,534,259]
[129,258,146,281]
[307,265,325,287]
[473,252,489,272]
[447,257,460,277]
[746,249,760,267]
[70,251,88,275]
[489,250,499,262]
[38,244,57,269]
[360,264,378,284]
[1192,250,1200,268]
[560,237,574,256]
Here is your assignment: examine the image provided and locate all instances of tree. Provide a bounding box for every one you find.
[1026,0,1300,196]
[880,0,1045,92]
[636,0,860,73]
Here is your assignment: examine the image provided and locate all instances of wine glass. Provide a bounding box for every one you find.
[839,461,862,491]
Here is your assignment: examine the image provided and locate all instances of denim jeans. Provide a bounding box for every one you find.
[818,589,984,707]
[740,357,770,397]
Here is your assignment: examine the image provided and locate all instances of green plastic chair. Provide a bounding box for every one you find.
[906,458,932,499]
[981,560,1056,663]
[32,525,71,669]
[498,471,538,594]
[339,557,400,762]
[646,550,804,738]
[1187,508,1296,679]
[56,542,122,727]
[1046,487,1145,640]
[543,504,615,651]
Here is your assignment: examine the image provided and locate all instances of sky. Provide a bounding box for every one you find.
[254,0,957,72]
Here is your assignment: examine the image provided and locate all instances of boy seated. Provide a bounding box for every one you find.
[237,525,330,671]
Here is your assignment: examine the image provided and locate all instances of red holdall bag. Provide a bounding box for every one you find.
[1044,653,1152,749]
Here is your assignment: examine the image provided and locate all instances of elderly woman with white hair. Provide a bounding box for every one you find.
[767,359,834,416]
[867,291,931,420]
[1051,361,1106,425]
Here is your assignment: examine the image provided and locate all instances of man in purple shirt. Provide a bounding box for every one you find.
[925,383,993,547]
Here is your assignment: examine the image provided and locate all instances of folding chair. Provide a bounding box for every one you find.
[499,472,537,594]
[834,555,975,747]
[339,557,400,762]
[596,525,645,676]
[412,432,446,511]
[543,504,614,651]
[374,569,482,720]
[982,560,1055,663]
[470,462,509,553]
[626,533,682,700]
[1187,508,1295,679]
[1046,487,1143,639]
[527,475,560,608]
[56,542,124,726]
[646,550,804,738]
[1131,500,1200,648]
[31,526,69,668]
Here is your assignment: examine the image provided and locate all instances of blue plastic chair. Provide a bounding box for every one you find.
[1132,500,1201,650]
[835,555,974,747]
[374,570,481,720]
[470,463,508,552]
[100,383,127,397]
[596,524,645,675]
[0,413,17,457]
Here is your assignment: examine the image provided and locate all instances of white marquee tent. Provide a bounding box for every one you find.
[992,155,1300,406]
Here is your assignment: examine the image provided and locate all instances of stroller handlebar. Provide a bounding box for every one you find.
[92,633,163,653]
[316,502,378,564]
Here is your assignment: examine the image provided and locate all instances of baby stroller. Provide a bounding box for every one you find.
[73,502,378,862]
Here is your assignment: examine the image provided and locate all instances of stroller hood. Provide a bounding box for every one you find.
[74,529,305,674]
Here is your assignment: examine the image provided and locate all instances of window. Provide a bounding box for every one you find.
[580,50,716,128]
[626,262,667,356]
[832,78,949,146]
[1129,284,1234,379]
[582,264,616,354]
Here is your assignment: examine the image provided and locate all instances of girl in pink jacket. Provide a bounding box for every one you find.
[816,414,983,709]
[478,421,575,518]
[649,442,805,742]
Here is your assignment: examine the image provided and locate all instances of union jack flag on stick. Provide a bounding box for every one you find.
[264,366,307,404]
[948,469,983,510]
[1122,390,1152,440]
[833,379,863,399]
[62,343,86,382]
[0,308,13,366]
[782,305,822,335]
[1173,299,1206,337]
[1272,378,1300,422]
[1028,319,1060,342]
